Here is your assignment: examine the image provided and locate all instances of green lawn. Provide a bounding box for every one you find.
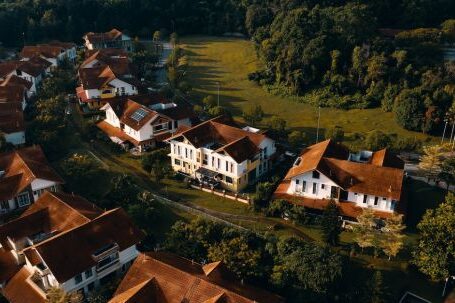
[182,36,435,143]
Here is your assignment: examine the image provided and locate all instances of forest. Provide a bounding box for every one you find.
[0,0,454,134]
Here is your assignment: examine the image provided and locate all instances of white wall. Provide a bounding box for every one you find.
[109,79,137,96]
[288,170,339,199]
[347,191,394,212]
[4,131,25,146]
[30,179,58,201]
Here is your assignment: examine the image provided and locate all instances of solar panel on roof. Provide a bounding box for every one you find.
[130,108,148,122]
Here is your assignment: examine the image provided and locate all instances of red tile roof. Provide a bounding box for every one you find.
[167,117,270,163]
[0,102,24,134]
[28,207,144,282]
[3,266,47,303]
[109,252,284,303]
[0,86,25,103]
[85,29,124,44]
[0,146,64,200]
[283,139,404,201]
[1,74,33,90]
[20,45,65,59]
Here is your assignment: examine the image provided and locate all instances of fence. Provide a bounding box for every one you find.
[189,184,250,204]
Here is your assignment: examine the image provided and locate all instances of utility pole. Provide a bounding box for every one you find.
[450,122,455,144]
[441,118,448,144]
[316,106,321,143]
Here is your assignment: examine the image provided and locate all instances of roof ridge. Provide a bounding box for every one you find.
[48,192,97,221]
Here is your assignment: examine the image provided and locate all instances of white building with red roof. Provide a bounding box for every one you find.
[166,117,277,192]
[274,139,406,220]
[83,29,133,52]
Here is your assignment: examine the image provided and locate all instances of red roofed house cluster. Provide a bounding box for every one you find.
[0,191,144,303]
[83,29,133,52]
[274,139,406,221]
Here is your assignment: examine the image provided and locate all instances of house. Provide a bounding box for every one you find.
[80,48,129,70]
[97,94,194,152]
[0,103,25,146]
[83,29,133,52]
[274,139,405,220]
[0,59,51,91]
[76,64,140,110]
[0,74,34,98]
[0,146,64,215]
[166,117,277,192]
[109,251,284,303]
[0,192,144,303]
[20,42,77,67]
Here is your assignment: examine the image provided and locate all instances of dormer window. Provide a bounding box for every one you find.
[312,171,320,179]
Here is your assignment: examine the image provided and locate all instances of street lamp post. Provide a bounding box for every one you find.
[442,119,448,144]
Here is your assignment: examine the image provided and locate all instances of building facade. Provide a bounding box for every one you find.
[274,139,405,220]
[167,117,276,192]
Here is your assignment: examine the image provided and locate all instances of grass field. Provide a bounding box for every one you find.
[182,36,435,143]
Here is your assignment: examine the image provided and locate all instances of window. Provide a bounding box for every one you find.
[1,200,9,210]
[321,184,325,189]
[230,163,234,173]
[354,193,358,196]
[74,274,83,284]
[225,176,233,184]
[217,158,220,168]
[225,161,229,172]
[312,183,317,194]
[374,197,379,206]
[382,197,387,201]
[17,193,31,207]
[295,179,300,185]
[302,181,306,192]
[363,195,368,204]
[203,154,208,165]
[185,148,188,158]
[85,269,93,279]
[312,171,320,179]
[174,159,181,165]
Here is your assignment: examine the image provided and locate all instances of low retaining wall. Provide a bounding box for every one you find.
[190,185,250,204]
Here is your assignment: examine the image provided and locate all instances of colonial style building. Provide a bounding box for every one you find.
[0,103,25,146]
[97,94,194,152]
[274,139,405,220]
[83,29,133,52]
[0,192,144,303]
[166,117,277,192]
[109,252,284,303]
[20,42,77,67]
[0,146,64,214]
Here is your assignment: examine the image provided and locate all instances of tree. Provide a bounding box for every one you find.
[288,130,305,150]
[207,106,231,118]
[153,30,161,41]
[266,199,292,218]
[321,200,342,246]
[142,149,171,183]
[325,126,344,143]
[253,182,274,208]
[272,236,343,293]
[47,287,83,303]
[438,156,455,190]
[419,144,444,180]
[268,116,287,137]
[288,204,307,225]
[365,130,391,150]
[202,95,217,108]
[207,235,265,280]
[413,193,455,281]
[361,271,389,303]
[380,214,405,260]
[394,88,426,131]
[353,208,377,252]
[242,104,264,126]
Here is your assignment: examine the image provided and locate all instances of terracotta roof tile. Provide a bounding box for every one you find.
[85,28,124,44]
[110,252,284,303]
[0,86,25,103]
[1,74,33,90]
[0,102,24,134]
[29,208,144,282]
[3,266,47,303]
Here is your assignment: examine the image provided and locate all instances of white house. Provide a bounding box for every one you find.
[97,94,194,152]
[0,192,144,303]
[20,42,77,67]
[83,29,133,52]
[77,65,139,110]
[274,139,405,220]
[0,146,64,214]
[166,117,277,192]
[0,59,50,91]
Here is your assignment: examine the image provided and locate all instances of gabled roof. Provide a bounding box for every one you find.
[85,28,125,44]
[20,45,64,59]
[0,146,64,200]
[3,266,47,303]
[81,50,130,73]
[0,102,24,134]
[1,74,33,90]
[79,64,139,90]
[27,207,144,282]
[0,192,101,248]
[167,117,269,163]
[109,252,284,303]
[370,148,405,169]
[0,85,25,103]
[104,99,158,131]
[284,139,404,200]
